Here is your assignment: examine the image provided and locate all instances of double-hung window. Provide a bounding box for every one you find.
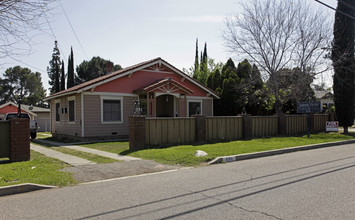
[68,97,75,123]
[101,97,123,123]
[188,101,202,117]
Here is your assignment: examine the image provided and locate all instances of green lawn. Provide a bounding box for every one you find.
[0,151,76,187]
[80,133,354,166]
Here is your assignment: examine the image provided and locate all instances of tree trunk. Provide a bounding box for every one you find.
[343,126,349,134]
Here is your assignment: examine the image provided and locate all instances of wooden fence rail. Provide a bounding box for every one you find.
[130,114,334,149]
[145,117,195,146]
[206,116,243,142]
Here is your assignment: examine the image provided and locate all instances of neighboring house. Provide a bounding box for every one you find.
[22,104,51,132]
[0,101,51,132]
[314,90,334,109]
[44,57,219,140]
[0,101,36,120]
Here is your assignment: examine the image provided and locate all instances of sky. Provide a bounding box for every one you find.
[0,0,337,94]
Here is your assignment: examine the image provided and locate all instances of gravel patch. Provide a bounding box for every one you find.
[61,160,180,183]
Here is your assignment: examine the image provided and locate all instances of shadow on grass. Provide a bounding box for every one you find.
[0,158,11,164]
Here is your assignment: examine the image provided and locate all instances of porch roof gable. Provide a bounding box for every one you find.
[133,78,193,95]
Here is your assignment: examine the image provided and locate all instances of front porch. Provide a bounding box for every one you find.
[134,78,202,117]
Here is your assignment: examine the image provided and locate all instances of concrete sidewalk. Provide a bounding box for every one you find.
[30,144,96,166]
[33,139,140,162]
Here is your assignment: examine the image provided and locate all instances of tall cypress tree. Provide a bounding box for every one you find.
[61,60,65,91]
[194,39,199,77]
[331,0,355,134]
[47,40,61,94]
[67,47,75,89]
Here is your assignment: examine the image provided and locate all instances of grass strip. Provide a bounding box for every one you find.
[80,133,354,166]
[44,146,119,164]
[0,151,76,187]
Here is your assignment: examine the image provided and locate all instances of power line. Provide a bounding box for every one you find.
[7,55,47,73]
[314,0,355,20]
[40,1,66,61]
[59,0,89,59]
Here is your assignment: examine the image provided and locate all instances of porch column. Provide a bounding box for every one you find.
[152,94,156,117]
[180,95,187,117]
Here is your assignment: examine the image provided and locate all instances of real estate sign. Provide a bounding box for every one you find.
[326,121,339,132]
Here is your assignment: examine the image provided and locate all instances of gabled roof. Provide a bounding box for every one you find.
[0,101,37,116]
[44,57,219,101]
[134,78,193,95]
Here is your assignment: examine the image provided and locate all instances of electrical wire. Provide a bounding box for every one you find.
[314,0,355,20]
[7,55,47,73]
[59,0,88,59]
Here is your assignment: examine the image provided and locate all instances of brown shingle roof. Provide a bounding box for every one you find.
[45,57,162,100]
[44,57,219,100]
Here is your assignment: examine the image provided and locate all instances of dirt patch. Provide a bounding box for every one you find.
[61,160,181,183]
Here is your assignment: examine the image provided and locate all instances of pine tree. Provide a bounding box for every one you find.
[61,60,65,91]
[67,47,75,89]
[47,40,61,94]
[331,0,355,134]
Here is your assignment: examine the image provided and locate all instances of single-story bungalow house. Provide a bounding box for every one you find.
[0,101,51,132]
[44,57,219,140]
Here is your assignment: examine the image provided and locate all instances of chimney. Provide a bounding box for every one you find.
[105,62,114,75]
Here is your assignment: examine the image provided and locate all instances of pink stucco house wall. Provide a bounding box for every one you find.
[44,57,219,140]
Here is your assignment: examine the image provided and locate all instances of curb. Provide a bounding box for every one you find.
[0,183,56,197]
[208,139,355,164]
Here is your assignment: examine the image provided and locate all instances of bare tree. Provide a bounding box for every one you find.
[223,0,331,113]
[0,0,55,59]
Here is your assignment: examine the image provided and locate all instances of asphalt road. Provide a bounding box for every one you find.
[1,143,354,220]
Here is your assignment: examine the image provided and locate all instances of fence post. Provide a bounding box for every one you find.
[309,113,315,133]
[10,118,30,162]
[193,115,206,144]
[129,116,146,150]
[278,114,286,136]
[240,114,252,139]
[328,113,335,121]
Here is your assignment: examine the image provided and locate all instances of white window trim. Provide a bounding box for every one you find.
[68,96,76,124]
[187,99,203,117]
[100,96,123,124]
[54,99,60,123]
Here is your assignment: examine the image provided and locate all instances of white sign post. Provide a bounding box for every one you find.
[326,121,339,132]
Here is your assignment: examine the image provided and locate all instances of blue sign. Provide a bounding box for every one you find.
[297,102,322,114]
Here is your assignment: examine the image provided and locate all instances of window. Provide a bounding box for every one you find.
[188,101,202,117]
[68,100,75,122]
[102,98,122,123]
[55,102,60,122]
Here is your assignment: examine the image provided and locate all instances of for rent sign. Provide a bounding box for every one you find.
[326,121,339,132]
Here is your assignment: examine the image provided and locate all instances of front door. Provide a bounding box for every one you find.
[156,95,174,117]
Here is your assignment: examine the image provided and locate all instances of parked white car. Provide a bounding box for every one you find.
[4,112,38,139]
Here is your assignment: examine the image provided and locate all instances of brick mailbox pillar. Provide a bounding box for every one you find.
[10,118,30,162]
[193,115,207,144]
[129,116,146,150]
